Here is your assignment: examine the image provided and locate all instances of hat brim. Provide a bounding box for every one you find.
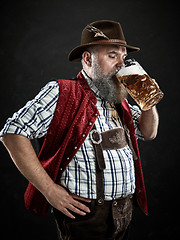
[68,42,140,62]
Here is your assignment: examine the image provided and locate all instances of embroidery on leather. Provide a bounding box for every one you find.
[109,131,124,144]
[101,128,128,150]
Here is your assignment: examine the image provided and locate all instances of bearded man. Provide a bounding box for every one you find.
[0,20,159,240]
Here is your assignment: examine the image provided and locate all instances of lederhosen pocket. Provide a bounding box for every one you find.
[112,195,133,235]
[53,200,97,240]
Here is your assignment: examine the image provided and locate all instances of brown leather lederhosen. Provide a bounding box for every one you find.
[53,125,134,240]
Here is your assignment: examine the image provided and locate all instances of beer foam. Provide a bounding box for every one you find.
[117,62,147,76]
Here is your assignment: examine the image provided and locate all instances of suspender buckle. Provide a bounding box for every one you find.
[90,129,102,145]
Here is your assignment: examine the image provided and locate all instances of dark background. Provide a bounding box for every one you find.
[0,0,179,239]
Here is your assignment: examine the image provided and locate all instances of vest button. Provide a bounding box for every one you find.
[74,146,78,149]
[82,134,86,137]
[88,122,92,126]
[67,157,70,160]
[95,113,98,116]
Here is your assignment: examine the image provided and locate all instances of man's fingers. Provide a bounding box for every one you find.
[71,193,91,203]
[57,201,89,219]
[46,184,91,218]
[71,199,91,213]
[68,204,87,216]
[60,207,76,219]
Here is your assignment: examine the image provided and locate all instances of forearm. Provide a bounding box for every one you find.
[1,134,54,196]
[1,133,91,218]
[139,106,159,140]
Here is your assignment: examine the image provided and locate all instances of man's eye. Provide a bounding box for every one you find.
[109,54,116,59]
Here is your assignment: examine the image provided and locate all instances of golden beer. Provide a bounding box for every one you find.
[116,60,164,111]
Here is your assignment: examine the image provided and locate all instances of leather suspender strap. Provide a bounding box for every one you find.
[91,124,106,205]
[90,123,136,206]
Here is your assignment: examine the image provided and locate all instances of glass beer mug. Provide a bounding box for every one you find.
[116,59,164,111]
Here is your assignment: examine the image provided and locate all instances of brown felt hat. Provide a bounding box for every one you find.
[68,20,140,62]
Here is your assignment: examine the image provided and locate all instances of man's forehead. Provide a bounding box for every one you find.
[98,45,127,53]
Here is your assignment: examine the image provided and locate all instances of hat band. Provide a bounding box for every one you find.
[90,39,127,45]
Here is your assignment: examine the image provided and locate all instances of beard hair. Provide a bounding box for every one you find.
[91,57,128,104]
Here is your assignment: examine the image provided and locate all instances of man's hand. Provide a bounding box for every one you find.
[45,183,91,219]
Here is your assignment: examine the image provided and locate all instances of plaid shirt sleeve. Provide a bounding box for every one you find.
[0,81,59,140]
[129,104,144,140]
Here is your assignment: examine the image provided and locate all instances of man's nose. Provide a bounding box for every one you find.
[116,56,125,68]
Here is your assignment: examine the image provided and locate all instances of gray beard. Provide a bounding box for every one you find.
[91,61,127,104]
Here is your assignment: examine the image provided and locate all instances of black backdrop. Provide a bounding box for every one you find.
[0,0,179,239]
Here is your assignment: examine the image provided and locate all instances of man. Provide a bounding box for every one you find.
[0,20,159,239]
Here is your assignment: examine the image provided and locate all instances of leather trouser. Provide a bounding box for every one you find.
[53,194,133,240]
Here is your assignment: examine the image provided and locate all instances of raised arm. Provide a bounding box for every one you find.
[139,106,159,140]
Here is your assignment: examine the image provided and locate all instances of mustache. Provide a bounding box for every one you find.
[108,67,122,78]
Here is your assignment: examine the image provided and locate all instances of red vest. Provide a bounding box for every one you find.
[24,72,148,217]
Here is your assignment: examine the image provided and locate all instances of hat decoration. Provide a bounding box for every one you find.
[87,25,109,40]
[68,20,140,62]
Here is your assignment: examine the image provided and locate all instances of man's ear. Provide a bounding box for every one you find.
[82,51,92,67]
